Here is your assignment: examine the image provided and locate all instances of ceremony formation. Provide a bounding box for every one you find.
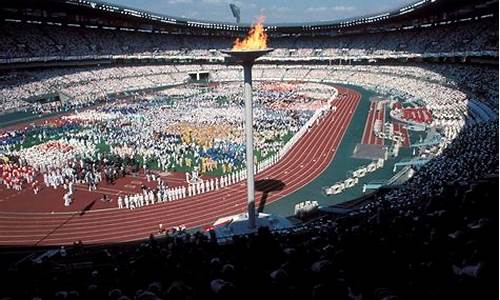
[1,81,335,210]
[0,0,497,299]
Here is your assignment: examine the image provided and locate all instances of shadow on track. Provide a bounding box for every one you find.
[79,200,96,216]
[255,179,285,213]
[34,200,97,246]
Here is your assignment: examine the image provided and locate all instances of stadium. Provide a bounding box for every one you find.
[0,0,498,299]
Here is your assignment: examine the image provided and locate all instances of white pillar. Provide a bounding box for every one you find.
[243,63,256,229]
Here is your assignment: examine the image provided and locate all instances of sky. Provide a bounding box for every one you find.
[104,0,418,24]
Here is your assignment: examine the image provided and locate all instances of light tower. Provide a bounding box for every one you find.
[221,48,273,229]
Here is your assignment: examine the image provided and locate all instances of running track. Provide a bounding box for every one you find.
[392,122,411,147]
[0,86,361,246]
[361,101,384,145]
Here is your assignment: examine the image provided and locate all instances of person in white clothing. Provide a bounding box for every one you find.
[148,190,155,204]
[124,195,130,209]
[63,192,72,207]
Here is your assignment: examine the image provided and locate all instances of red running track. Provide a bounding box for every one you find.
[393,122,411,147]
[0,86,361,246]
[0,169,211,213]
[361,101,384,145]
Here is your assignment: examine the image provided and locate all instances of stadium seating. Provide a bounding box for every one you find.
[0,18,497,60]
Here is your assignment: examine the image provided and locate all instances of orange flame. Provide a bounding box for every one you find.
[232,16,268,50]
